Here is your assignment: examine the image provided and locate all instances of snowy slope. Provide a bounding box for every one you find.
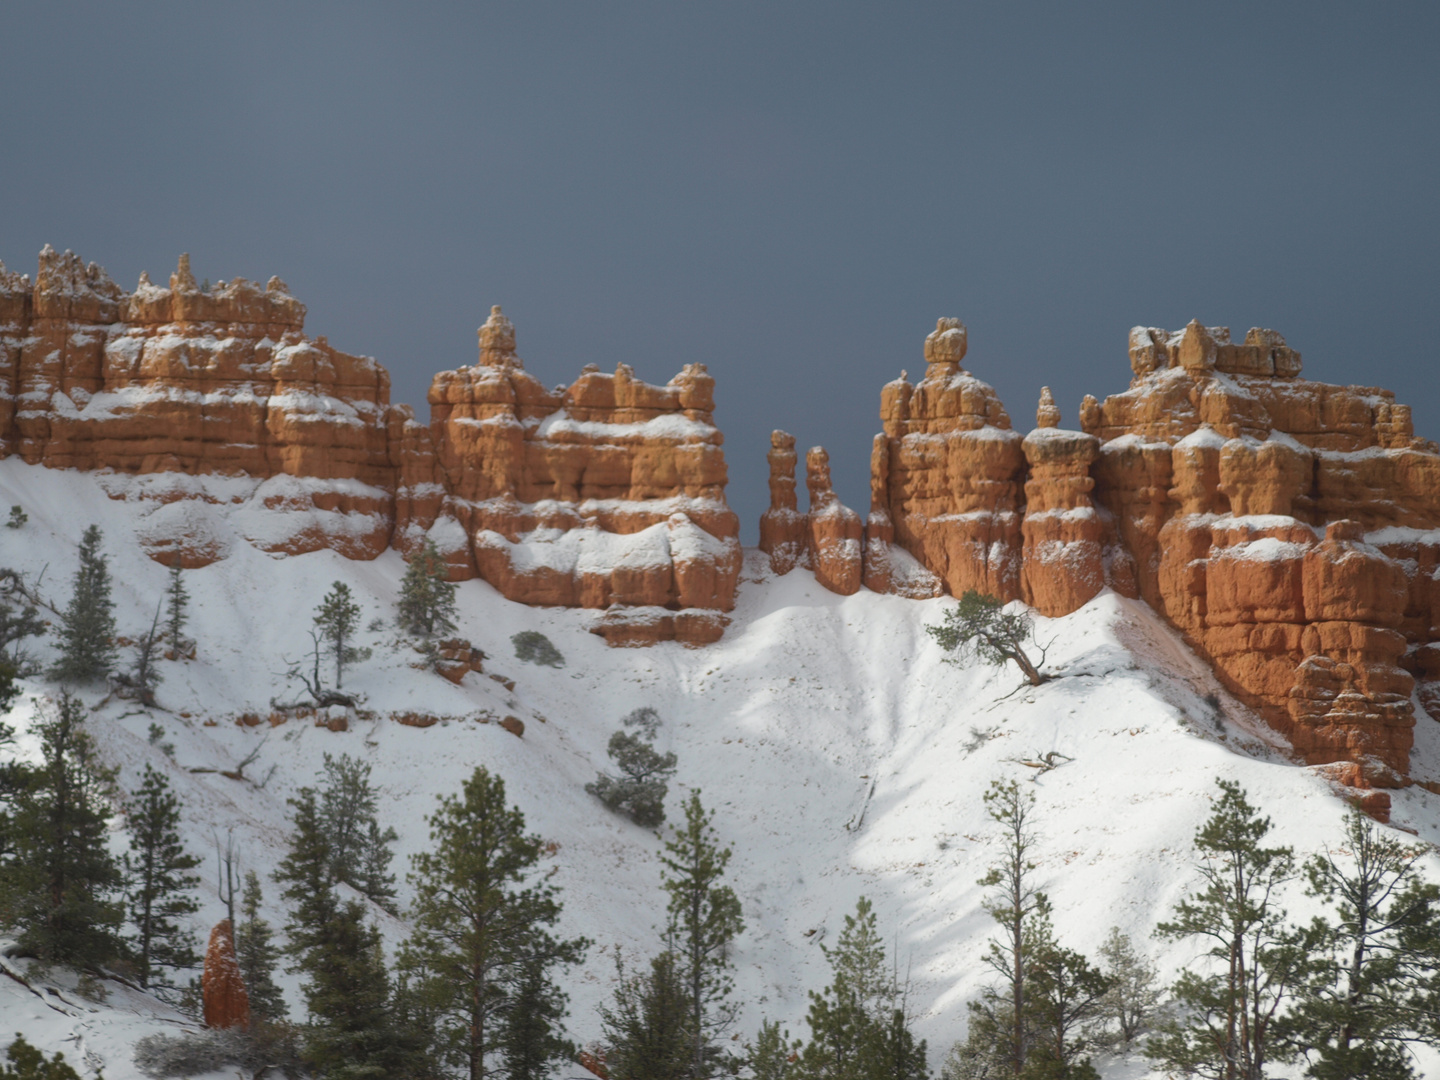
[3,456,1440,1080]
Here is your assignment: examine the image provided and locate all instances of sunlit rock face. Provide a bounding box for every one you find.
[0,249,740,646]
[851,315,1440,784]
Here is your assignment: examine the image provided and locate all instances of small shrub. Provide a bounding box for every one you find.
[0,1034,82,1079]
[512,630,564,668]
[5,506,25,530]
[586,707,676,827]
[134,1023,300,1079]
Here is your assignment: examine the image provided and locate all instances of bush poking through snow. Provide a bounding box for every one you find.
[586,708,676,827]
[511,630,564,668]
[133,1024,301,1079]
[5,505,25,530]
[1,1034,82,1079]
[926,590,1050,687]
[396,538,457,639]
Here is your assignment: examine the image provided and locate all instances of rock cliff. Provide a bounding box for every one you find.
[830,316,1440,789]
[0,249,739,645]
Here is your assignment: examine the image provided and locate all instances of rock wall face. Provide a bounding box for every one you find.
[0,249,740,645]
[1078,320,1440,785]
[835,315,1440,785]
[399,306,740,646]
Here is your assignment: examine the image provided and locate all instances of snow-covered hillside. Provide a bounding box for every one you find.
[4,456,1440,1080]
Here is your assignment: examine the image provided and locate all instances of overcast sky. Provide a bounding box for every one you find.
[3,3,1436,539]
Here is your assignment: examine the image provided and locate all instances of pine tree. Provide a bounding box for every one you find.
[1149,779,1307,1080]
[1097,927,1160,1047]
[399,766,587,1080]
[124,765,201,988]
[0,1034,83,1080]
[314,582,369,688]
[976,778,1050,1078]
[397,538,458,639]
[165,561,190,655]
[926,590,1050,686]
[51,525,117,683]
[600,947,696,1080]
[588,707,677,827]
[500,936,579,1080]
[1279,811,1440,1079]
[745,1019,797,1080]
[0,586,44,668]
[0,691,125,969]
[1020,923,1109,1080]
[236,870,287,1023]
[662,790,745,1078]
[793,897,927,1080]
[297,897,411,1079]
[274,787,338,959]
[121,599,165,707]
[317,753,398,911]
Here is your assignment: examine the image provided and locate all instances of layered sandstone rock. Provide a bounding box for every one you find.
[400,306,741,645]
[202,920,250,1030]
[0,249,741,646]
[756,432,864,595]
[1074,320,1440,782]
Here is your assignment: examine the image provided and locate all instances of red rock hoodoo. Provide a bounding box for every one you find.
[824,316,1440,785]
[0,249,740,645]
[202,919,250,1030]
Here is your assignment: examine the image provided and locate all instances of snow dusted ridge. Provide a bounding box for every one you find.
[4,457,1440,1079]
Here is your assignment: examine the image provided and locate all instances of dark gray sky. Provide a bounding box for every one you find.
[4,3,1437,540]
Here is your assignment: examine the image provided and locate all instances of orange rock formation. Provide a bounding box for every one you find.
[0,249,740,645]
[202,919,250,1030]
[840,316,1440,788]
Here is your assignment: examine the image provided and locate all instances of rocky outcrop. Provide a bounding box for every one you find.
[400,306,740,646]
[831,316,1440,784]
[757,432,864,595]
[0,249,740,645]
[202,920,250,1030]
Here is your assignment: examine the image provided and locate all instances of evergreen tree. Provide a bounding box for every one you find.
[600,947,696,1080]
[1097,927,1160,1047]
[314,582,369,688]
[164,561,190,654]
[399,766,587,1080]
[662,790,745,1077]
[1020,924,1109,1080]
[926,590,1050,686]
[317,753,398,911]
[977,779,1049,1078]
[297,897,411,1079]
[120,600,164,707]
[236,870,287,1023]
[0,1034,83,1080]
[124,765,201,988]
[500,937,579,1080]
[51,525,117,683]
[0,691,125,969]
[1279,811,1440,1079]
[0,587,44,668]
[793,897,927,1080]
[274,787,338,959]
[1149,780,1307,1080]
[588,707,677,827]
[745,1019,797,1080]
[397,538,458,639]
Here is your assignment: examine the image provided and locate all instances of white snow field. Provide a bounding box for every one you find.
[3,455,1440,1079]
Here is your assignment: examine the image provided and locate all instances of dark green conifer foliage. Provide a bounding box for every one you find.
[1279,811,1440,1079]
[1149,779,1306,1080]
[588,707,676,827]
[510,630,564,668]
[926,589,1049,686]
[397,538,457,639]
[793,897,927,1080]
[318,753,398,911]
[744,1019,797,1080]
[274,787,337,958]
[236,870,287,1023]
[297,897,410,1080]
[0,588,44,668]
[662,790,744,1077]
[164,562,189,654]
[124,764,201,988]
[1,691,125,968]
[0,1034,82,1080]
[399,766,587,1080]
[51,525,117,683]
[314,582,369,687]
[599,948,695,1080]
[1019,926,1109,1080]
[500,937,579,1080]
